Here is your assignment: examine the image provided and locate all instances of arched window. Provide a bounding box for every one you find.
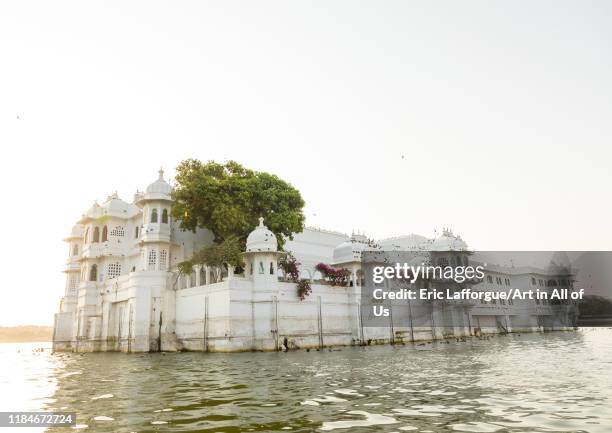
[93,227,100,243]
[134,226,139,239]
[258,261,265,274]
[162,209,168,224]
[151,208,158,223]
[269,262,274,275]
[89,264,98,282]
[101,225,108,242]
[84,228,89,243]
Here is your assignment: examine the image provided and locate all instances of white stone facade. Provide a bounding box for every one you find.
[53,173,577,353]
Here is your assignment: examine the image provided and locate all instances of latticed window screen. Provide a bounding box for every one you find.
[110,226,125,237]
[148,249,157,270]
[107,262,122,279]
[69,275,79,290]
[159,250,167,270]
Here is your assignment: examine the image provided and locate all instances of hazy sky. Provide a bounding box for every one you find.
[1,1,611,326]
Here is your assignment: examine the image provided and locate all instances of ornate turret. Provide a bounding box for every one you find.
[243,217,283,286]
[246,217,278,252]
[136,168,173,271]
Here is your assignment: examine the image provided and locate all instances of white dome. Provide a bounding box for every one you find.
[102,192,130,214]
[137,169,173,204]
[378,234,430,251]
[246,217,278,252]
[85,201,102,219]
[145,169,172,195]
[430,229,468,251]
[332,234,369,264]
[65,224,84,240]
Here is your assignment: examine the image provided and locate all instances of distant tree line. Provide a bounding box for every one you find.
[579,295,612,316]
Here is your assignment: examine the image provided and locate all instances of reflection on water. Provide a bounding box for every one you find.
[1,329,611,432]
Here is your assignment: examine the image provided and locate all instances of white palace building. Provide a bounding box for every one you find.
[53,170,577,352]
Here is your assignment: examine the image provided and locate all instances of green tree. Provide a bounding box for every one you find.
[579,295,612,316]
[171,159,305,249]
[193,236,244,269]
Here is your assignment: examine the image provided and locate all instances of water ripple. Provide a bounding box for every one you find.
[0,329,611,432]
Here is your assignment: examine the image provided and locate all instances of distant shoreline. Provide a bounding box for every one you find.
[578,317,612,327]
[0,326,53,343]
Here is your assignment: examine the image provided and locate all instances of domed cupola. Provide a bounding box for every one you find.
[102,192,131,216]
[85,201,102,219]
[431,228,468,251]
[246,217,278,252]
[137,168,173,204]
[332,233,369,265]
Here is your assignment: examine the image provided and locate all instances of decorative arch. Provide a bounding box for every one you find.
[161,208,169,224]
[151,208,158,223]
[92,227,100,243]
[300,269,312,281]
[101,225,108,242]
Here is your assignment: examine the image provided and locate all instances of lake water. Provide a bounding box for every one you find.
[1,328,611,433]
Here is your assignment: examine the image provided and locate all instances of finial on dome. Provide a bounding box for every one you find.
[258,216,264,227]
[158,167,164,180]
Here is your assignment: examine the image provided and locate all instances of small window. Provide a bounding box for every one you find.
[89,264,98,281]
[162,209,169,224]
[487,275,493,284]
[269,262,274,275]
[134,226,139,239]
[107,262,121,279]
[151,208,158,223]
[109,226,124,237]
[531,277,536,285]
[101,225,108,242]
[93,227,100,243]
[258,261,264,274]
[160,250,168,270]
[148,249,157,270]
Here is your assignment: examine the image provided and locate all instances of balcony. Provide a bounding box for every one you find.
[140,223,171,243]
[81,242,126,259]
